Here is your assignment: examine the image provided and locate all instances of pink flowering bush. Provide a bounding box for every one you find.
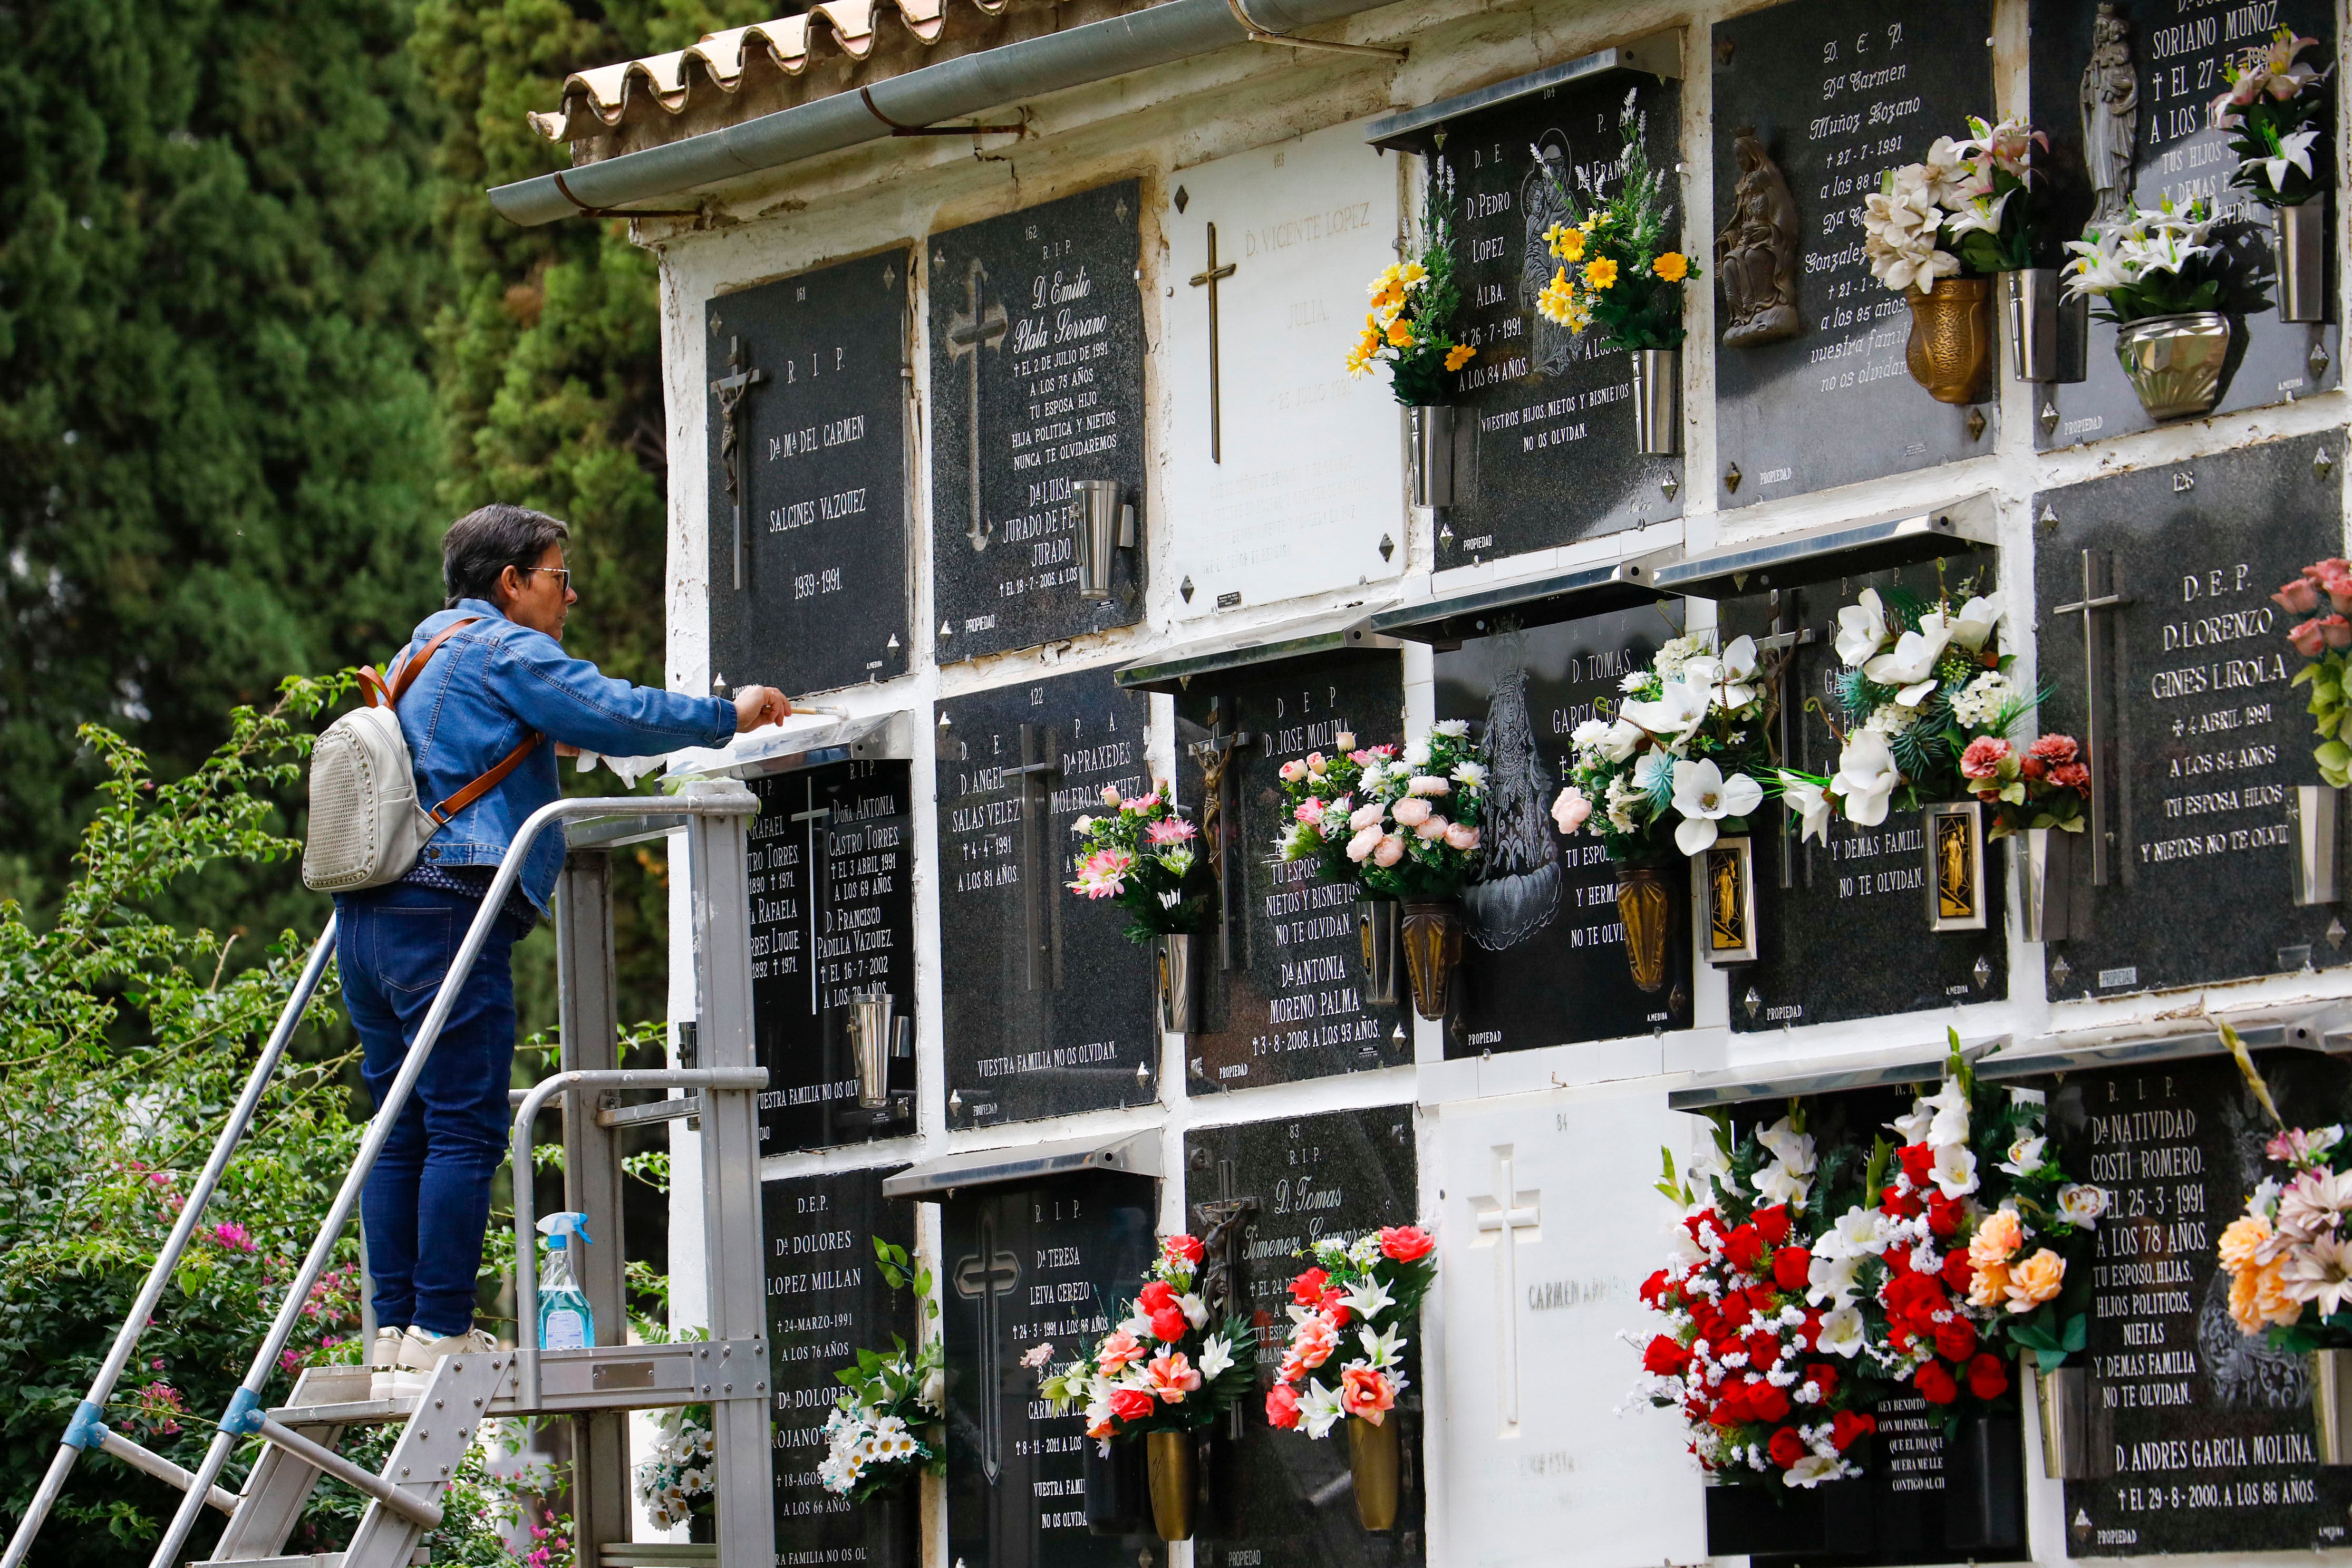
[1064,781,1216,943]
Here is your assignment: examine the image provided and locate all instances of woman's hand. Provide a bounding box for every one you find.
[732,685,793,732]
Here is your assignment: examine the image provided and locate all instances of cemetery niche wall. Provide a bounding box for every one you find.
[747,759,916,1153]
[937,665,1158,1127]
[2031,432,2345,999]
[1710,0,1998,507]
[2028,0,2341,449]
[706,248,914,696]
[1183,1107,1424,1568]
[1169,650,1412,1090]
[930,182,1149,661]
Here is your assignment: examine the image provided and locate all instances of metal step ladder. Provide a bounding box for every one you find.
[1,783,777,1568]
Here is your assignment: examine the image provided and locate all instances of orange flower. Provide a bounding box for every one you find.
[2219,1214,2275,1273]
[1443,344,1476,372]
[1966,1259,2010,1310]
[1339,1366,1396,1424]
[2231,1255,2301,1333]
[1968,1208,2023,1270]
[2003,1247,2066,1312]
[1652,251,1690,283]
[1385,317,1414,348]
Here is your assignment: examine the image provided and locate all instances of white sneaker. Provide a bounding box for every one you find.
[366,1327,407,1401]
[383,1325,499,1398]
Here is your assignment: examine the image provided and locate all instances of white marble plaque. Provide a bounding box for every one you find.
[1434,1085,1706,1568]
[1160,121,1405,618]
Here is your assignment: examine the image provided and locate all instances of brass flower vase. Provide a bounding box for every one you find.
[1347,1415,1401,1532]
[1904,276,1995,404]
[1146,1429,1196,1540]
[1614,866,1671,994]
[2311,1349,2352,1465]
[1357,897,1403,1006]
[1399,899,1465,1021]
[2115,312,2231,419]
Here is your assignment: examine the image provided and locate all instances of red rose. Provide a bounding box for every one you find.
[1378,1225,1435,1262]
[1896,1145,1935,1184]
[1831,1410,1875,1451]
[1747,1382,1792,1425]
[1804,1363,1838,1400]
[1793,1310,1823,1352]
[1881,1185,1923,1218]
[1889,1324,1914,1354]
[1753,1204,1792,1245]
[1934,1317,1978,1363]
[1138,1281,1176,1313]
[1915,1361,1959,1405]
[1638,1269,1671,1308]
[1108,1387,1157,1424]
[1163,1234,1206,1266]
[1290,1268,1330,1305]
[1884,1271,1946,1327]
[1746,1284,1779,1314]
[1149,1307,1189,1342]
[1684,1209,1721,1245]
[1743,1330,1782,1370]
[1689,1304,1722,1344]
[1710,1381,1751,1425]
[1773,1245,1813,1292]
[1319,1288,1352,1327]
[1264,1382,1301,1429]
[1723,1224,1767,1274]
[1717,1293,1754,1331]
[1940,1250,1976,1292]
[1967,1352,2010,1401]
[1642,1335,1691,1377]
[1767,1427,1807,1469]
[1927,1191,1962,1239]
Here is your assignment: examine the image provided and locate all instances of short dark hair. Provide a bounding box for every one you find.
[443,504,569,607]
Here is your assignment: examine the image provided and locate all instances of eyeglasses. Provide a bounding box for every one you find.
[523,566,573,592]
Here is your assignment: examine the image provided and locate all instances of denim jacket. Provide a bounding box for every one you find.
[363,599,735,915]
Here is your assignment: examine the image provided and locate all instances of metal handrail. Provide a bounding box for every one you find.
[0,921,339,1568]
[507,1067,767,1407]
[145,788,756,1568]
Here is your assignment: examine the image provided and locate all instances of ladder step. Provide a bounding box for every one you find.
[192,1553,427,1567]
[597,1547,718,1566]
[264,1396,418,1428]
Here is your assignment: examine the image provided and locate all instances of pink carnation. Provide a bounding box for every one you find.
[2026,734,2078,767]
[1959,736,2013,780]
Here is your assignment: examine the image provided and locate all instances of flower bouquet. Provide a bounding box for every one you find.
[818,1240,944,1565]
[1068,782,1216,1029]
[1037,1234,1255,1541]
[1860,117,2046,401]
[1551,632,1776,988]
[2211,29,2331,320]
[1272,724,1486,1019]
[636,1411,717,1534]
[2063,197,2250,419]
[2278,560,2352,788]
[1265,1225,1436,1531]
[1530,88,1698,452]
[1346,163,1475,504]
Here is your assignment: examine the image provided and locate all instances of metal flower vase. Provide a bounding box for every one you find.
[2116,312,2232,419]
[2292,785,2343,905]
[1408,405,1455,508]
[1357,897,1402,1006]
[1158,933,1203,1033]
[1903,276,1995,404]
[847,989,897,1108]
[1629,349,1679,454]
[1399,899,1466,1021]
[1347,1415,1401,1532]
[1614,866,1671,994]
[1083,1436,1145,1534]
[2313,1350,2352,1464]
[2014,827,2074,944]
[866,1483,919,1568]
[1146,1429,1196,1540]
[2276,199,2327,324]
[2035,1364,2089,1480]
[2002,268,2084,382]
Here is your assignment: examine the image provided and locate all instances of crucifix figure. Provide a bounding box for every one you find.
[944,259,1008,551]
[2052,549,2131,886]
[1469,1144,1541,1436]
[709,336,766,591]
[1192,1157,1259,1437]
[1188,223,1238,462]
[1185,701,1255,970]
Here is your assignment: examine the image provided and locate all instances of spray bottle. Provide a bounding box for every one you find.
[536,1212,595,1351]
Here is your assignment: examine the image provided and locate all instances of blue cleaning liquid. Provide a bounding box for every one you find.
[537,1219,595,1350]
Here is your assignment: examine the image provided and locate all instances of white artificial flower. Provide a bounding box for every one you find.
[1807,1253,1862,1308]
[1835,588,1889,667]
[1431,718,1469,738]
[2057,1184,2111,1226]
[1777,772,1834,847]
[1816,1305,1865,1358]
[1072,816,1095,835]
[1179,1293,1209,1328]
[1604,774,1644,833]
[1340,1275,1397,1321]
[1830,732,1900,826]
[1349,1233,1384,1268]
[1620,679,1710,750]
[1786,1453,1846,1488]
[1939,594,2001,652]
[1450,760,1488,789]
[1197,1334,1235,1380]
[1298,1378,1348,1438]
[2259,128,2322,193]
[1918,1079,1970,1148]
[1619,670,1649,695]
[1861,703,1919,738]
[1669,760,1764,855]
[1929,1143,1979,1199]
[1997,1134,2047,1177]
[1888,1098,1933,1146]
[1403,740,1432,768]
[1948,671,2018,729]
[1918,136,1978,207]
[1714,635,1761,710]
[1758,1116,1817,1175]
[1359,1322,1407,1368]
[1863,624,1953,706]
[1754,1161,1814,1210]
[1599,719,1646,763]
[1570,717,1612,750]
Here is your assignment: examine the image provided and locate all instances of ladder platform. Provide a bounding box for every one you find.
[269,1338,768,1428]
[191,1553,427,1567]
[598,1546,719,1566]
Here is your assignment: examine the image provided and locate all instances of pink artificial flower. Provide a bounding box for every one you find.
[1146,1350,1203,1403]
[1414,815,1451,841]
[1444,822,1479,851]
[1294,798,1327,824]
[2291,618,2331,657]
[1959,736,2013,780]
[1100,785,1122,807]
[1097,1331,1147,1375]
[1339,1366,1397,1424]
[1407,775,1451,797]
[1551,787,1591,834]
[1147,817,1196,845]
[1346,827,1382,863]
[1289,1312,1340,1372]
[1279,760,1309,783]
[2277,578,2323,615]
[1305,752,1327,773]
[2325,616,2352,651]
[1349,800,1387,832]
[1372,836,1406,868]
[1128,790,1162,813]
[1069,848,1135,899]
[2050,762,2091,792]
[2027,734,2078,767]
[2312,559,2352,614]
[1391,797,1434,828]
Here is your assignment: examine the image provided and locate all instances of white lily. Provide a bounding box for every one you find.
[1758,1115,1817,1175]
[1929,1143,1979,1199]
[1834,588,1889,667]
[1196,1334,1235,1380]
[1806,1252,1862,1308]
[1918,1078,1970,1148]
[1862,624,1953,706]
[1179,1293,1209,1328]
[1777,772,1834,847]
[1754,1162,1813,1210]
[1815,1305,1865,1358]
[1298,1379,1348,1439]
[1670,759,1764,856]
[1340,1275,1396,1322]
[2260,129,2321,194]
[1786,1454,1847,1489]
[1830,732,1901,826]
[1888,1100,1934,1146]
[1358,1322,1407,1368]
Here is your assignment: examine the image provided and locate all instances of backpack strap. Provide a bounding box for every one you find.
[367,616,545,827]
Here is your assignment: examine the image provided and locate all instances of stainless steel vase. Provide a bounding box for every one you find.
[847,990,896,1108]
[1630,348,1679,454]
[2292,785,2343,905]
[1408,405,1454,508]
[1357,897,1402,1006]
[2002,268,2077,382]
[1072,479,1126,600]
[2014,827,2075,944]
[2115,312,2232,419]
[2035,1364,2088,1480]
[1158,933,1202,1033]
[2276,199,2327,324]
[2314,1349,2352,1465]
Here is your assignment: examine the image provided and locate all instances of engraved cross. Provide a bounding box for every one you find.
[1188,222,1239,463]
[944,259,1009,551]
[1469,1145,1541,1435]
[2051,548,2132,886]
[709,336,766,591]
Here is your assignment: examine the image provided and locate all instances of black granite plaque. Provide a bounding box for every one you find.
[764,1164,916,1556]
[1425,72,1685,567]
[1711,0,1997,508]
[1184,1107,1421,1568]
[2059,1053,2352,1556]
[937,666,1157,1126]
[941,1170,1158,1568]
[1433,606,1693,1051]
[930,183,1147,661]
[748,761,916,1152]
[707,249,913,696]
[1719,556,2008,1030]
[2033,433,2343,999]
[1174,652,1410,1090]
[2028,0,2340,450]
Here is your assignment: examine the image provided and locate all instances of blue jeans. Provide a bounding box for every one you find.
[338,885,526,1337]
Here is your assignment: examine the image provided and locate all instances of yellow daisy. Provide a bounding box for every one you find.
[1397,262,1428,287]
[1548,225,1586,263]
[1582,257,1619,291]
[1652,251,1689,283]
[1443,343,1476,371]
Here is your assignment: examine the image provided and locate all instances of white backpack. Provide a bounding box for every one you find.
[301,619,540,893]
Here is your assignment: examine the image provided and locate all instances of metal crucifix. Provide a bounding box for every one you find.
[1190,1156,1260,1438]
[1188,223,1238,463]
[2051,548,2132,886]
[944,259,1008,551]
[709,336,766,591]
[1186,700,1256,970]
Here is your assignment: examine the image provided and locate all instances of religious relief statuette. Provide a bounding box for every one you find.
[1530,88,1700,455]
[2064,197,2256,420]
[1264,1224,1436,1531]
[1067,782,1215,1032]
[1035,1234,1256,1541]
[1860,117,2048,401]
[1273,725,1487,1020]
[1553,632,1779,991]
[1714,127,1801,349]
[1702,834,1758,966]
[817,1239,946,1568]
[1347,161,1476,507]
[2210,30,2332,324]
